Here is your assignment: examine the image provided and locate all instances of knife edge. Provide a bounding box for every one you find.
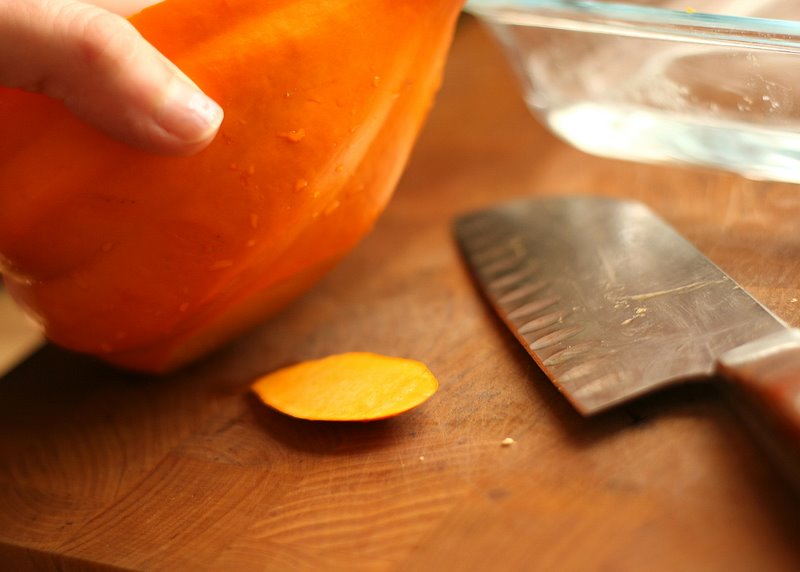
[453,196,788,415]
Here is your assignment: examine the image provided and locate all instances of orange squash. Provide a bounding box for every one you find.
[0,0,464,372]
[251,353,439,421]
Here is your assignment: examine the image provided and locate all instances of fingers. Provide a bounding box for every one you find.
[0,0,223,155]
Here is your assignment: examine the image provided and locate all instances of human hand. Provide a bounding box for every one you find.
[0,0,223,155]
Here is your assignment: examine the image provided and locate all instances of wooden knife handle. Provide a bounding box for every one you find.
[717,329,800,492]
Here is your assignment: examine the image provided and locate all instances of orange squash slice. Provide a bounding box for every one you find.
[251,353,439,421]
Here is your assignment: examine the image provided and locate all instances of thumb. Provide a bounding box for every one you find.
[0,0,223,155]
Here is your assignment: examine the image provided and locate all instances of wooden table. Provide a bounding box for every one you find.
[2,15,800,571]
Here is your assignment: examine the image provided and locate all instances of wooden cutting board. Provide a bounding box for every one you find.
[2,15,800,571]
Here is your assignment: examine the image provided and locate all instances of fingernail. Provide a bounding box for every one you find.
[157,79,224,143]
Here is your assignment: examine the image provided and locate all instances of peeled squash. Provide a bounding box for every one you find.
[0,0,464,372]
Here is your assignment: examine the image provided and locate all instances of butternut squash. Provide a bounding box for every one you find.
[0,0,464,372]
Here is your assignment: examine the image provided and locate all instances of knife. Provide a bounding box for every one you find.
[454,195,800,488]
[0,282,45,376]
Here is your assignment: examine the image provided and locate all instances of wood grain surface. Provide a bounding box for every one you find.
[2,15,800,571]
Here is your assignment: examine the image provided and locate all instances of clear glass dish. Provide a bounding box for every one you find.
[465,0,800,183]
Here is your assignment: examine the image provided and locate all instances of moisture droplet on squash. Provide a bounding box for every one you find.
[251,352,438,421]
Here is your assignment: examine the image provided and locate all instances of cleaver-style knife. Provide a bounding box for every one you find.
[454,196,800,487]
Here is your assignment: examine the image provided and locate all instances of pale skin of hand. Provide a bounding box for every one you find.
[0,0,224,155]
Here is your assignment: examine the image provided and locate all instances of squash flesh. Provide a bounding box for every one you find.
[0,0,464,371]
[251,353,439,421]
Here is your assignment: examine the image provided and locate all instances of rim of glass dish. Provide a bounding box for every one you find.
[464,0,800,52]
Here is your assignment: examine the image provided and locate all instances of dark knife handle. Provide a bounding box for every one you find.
[717,329,800,492]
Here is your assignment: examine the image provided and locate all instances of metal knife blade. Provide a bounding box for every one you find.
[456,195,800,488]
[0,282,45,376]
[455,196,800,488]
[454,196,800,488]
[453,196,789,414]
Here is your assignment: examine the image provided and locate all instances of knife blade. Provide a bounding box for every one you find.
[454,195,800,486]
[0,282,45,376]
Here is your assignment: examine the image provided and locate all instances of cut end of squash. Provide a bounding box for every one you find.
[251,352,438,422]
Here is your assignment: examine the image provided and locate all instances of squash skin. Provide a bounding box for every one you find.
[0,0,464,372]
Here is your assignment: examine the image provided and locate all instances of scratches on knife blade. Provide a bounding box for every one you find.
[618,279,729,302]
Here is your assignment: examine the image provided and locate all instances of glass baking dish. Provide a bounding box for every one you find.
[465,0,800,183]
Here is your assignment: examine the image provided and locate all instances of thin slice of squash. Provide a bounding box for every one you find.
[251,352,438,421]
